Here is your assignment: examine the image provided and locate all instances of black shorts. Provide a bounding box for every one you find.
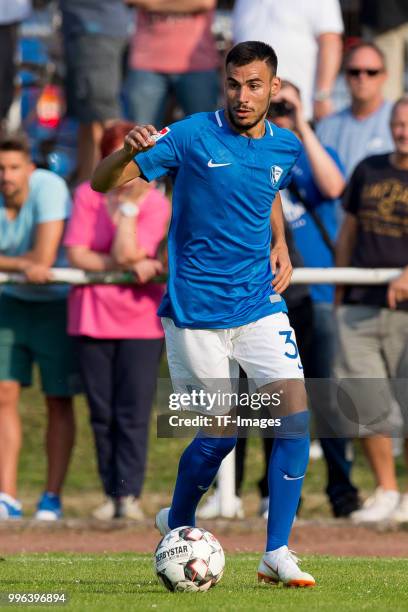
[63,32,126,123]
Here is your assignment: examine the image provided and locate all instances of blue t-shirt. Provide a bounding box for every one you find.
[0,169,71,302]
[136,110,302,329]
[316,101,394,178]
[281,147,344,304]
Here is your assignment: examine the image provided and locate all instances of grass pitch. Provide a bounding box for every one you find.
[0,554,407,611]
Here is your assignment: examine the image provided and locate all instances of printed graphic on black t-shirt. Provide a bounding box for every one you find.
[342,153,408,309]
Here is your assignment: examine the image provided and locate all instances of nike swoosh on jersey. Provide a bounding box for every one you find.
[208,159,232,168]
[283,474,305,481]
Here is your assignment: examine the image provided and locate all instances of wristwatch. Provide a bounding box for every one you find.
[119,202,140,218]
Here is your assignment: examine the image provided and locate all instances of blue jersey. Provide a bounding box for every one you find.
[281,147,344,304]
[136,110,302,329]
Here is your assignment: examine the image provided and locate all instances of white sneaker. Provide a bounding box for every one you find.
[155,507,171,536]
[390,493,408,524]
[92,498,116,521]
[119,497,145,520]
[196,490,244,519]
[258,546,315,587]
[0,493,22,520]
[309,440,323,461]
[350,487,400,524]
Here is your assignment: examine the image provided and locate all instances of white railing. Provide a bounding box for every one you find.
[0,266,403,518]
[0,267,403,286]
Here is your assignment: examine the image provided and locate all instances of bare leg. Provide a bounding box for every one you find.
[76,121,105,185]
[0,381,21,497]
[45,396,76,495]
[361,436,398,490]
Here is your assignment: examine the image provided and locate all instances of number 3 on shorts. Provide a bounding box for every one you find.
[279,330,299,359]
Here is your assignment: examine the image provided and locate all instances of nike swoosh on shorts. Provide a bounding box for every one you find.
[283,474,305,481]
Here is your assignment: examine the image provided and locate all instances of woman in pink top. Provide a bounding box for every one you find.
[126,0,219,126]
[64,121,170,520]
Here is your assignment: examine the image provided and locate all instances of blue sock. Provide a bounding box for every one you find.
[168,434,237,529]
[266,411,310,551]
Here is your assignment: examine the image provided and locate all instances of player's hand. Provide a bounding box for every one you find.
[124,124,158,156]
[271,242,292,293]
[134,258,163,284]
[387,268,408,309]
[23,262,52,284]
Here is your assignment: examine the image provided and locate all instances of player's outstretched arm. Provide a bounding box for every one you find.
[91,124,158,193]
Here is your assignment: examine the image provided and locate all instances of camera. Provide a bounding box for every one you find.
[268,100,295,119]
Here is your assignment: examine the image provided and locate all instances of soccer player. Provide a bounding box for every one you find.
[92,41,315,587]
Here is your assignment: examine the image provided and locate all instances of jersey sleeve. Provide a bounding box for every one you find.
[342,160,365,215]
[135,116,196,181]
[35,172,71,224]
[280,140,303,189]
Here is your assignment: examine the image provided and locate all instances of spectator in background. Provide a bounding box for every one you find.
[232,0,343,122]
[317,42,394,178]
[269,82,351,517]
[125,0,219,126]
[59,0,131,184]
[316,42,395,516]
[0,133,78,521]
[0,0,31,132]
[65,122,170,520]
[360,0,408,101]
[335,97,408,524]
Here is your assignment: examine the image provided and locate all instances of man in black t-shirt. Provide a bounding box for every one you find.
[335,96,408,525]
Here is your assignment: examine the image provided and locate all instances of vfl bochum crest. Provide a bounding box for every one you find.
[270,165,283,186]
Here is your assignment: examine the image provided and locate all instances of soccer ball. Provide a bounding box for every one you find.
[154,526,225,592]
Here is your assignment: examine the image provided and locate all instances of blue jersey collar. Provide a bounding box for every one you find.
[215,109,274,144]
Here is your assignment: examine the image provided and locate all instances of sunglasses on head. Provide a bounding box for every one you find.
[346,68,383,77]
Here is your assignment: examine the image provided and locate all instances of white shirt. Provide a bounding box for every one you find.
[0,0,31,24]
[233,0,344,119]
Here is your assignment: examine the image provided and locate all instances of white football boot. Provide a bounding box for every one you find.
[350,487,400,524]
[155,507,171,535]
[258,546,316,588]
[389,493,408,524]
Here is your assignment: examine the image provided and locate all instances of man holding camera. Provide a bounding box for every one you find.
[269,82,353,518]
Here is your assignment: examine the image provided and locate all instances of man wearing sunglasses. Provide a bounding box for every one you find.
[316,42,394,179]
[315,42,395,520]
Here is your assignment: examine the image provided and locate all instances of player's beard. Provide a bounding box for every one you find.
[227,97,272,133]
